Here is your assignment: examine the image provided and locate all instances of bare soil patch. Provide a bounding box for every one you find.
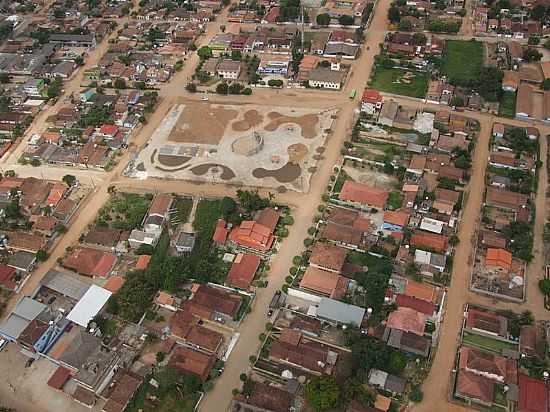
[253,163,301,183]
[287,143,308,162]
[265,112,319,139]
[168,106,238,144]
[158,154,191,167]
[191,163,236,180]
[231,110,264,132]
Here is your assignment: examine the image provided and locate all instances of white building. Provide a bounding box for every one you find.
[217,59,242,80]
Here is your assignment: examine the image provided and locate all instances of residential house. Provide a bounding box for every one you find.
[339,181,389,210]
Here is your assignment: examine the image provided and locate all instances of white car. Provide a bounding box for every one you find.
[201,95,209,101]
[0,338,7,351]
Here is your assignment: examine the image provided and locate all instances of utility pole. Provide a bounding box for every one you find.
[300,5,304,54]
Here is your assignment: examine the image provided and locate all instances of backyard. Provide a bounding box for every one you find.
[462,332,518,354]
[499,91,516,118]
[441,40,483,85]
[370,67,428,98]
[96,192,152,230]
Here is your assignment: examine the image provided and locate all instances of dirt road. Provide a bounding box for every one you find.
[198,0,393,409]
[410,117,492,412]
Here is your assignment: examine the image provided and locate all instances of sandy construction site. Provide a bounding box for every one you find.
[127,101,337,192]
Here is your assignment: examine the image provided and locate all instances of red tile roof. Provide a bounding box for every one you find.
[456,370,495,404]
[229,220,275,252]
[519,374,549,412]
[460,347,517,383]
[63,247,117,278]
[103,276,125,293]
[362,89,382,104]
[191,285,242,317]
[386,307,427,335]
[47,366,71,390]
[99,124,119,136]
[148,193,172,216]
[103,372,142,412]
[212,219,229,244]
[410,231,448,253]
[396,294,435,316]
[168,346,215,382]
[135,255,151,270]
[0,264,17,290]
[299,266,349,299]
[309,242,348,272]
[466,308,504,335]
[255,208,280,232]
[340,181,389,208]
[485,248,512,271]
[46,183,66,207]
[234,382,293,412]
[225,253,261,290]
[184,325,223,353]
[404,280,437,303]
[383,211,410,227]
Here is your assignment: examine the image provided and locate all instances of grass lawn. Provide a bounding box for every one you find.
[441,40,483,84]
[462,332,518,354]
[387,191,403,210]
[126,381,200,412]
[370,67,428,98]
[499,91,516,118]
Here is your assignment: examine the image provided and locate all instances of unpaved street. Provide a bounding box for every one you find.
[1,0,549,409]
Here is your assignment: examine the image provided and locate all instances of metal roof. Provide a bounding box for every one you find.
[316,297,365,326]
[40,269,90,301]
[0,297,46,340]
[66,285,112,328]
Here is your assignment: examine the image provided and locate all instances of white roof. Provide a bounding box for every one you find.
[414,249,431,265]
[419,217,444,234]
[67,285,112,328]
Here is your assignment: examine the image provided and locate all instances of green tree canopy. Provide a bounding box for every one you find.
[304,376,341,411]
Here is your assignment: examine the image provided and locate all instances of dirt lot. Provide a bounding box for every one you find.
[265,112,319,139]
[343,164,398,190]
[0,343,104,412]
[168,103,238,145]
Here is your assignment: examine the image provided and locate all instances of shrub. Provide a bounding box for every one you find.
[285,275,294,284]
[304,238,314,247]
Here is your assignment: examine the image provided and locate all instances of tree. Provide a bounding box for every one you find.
[74,56,84,66]
[388,5,400,23]
[338,15,354,25]
[450,96,464,107]
[0,72,9,83]
[412,33,427,45]
[449,235,460,246]
[542,79,550,90]
[228,82,244,94]
[539,278,550,296]
[47,77,63,99]
[523,47,543,62]
[478,66,503,101]
[231,50,242,61]
[398,19,412,31]
[410,386,424,402]
[62,174,76,186]
[36,249,49,261]
[528,34,540,45]
[236,189,270,212]
[531,4,546,20]
[186,82,197,93]
[545,39,550,50]
[53,7,66,18]
[197,46,213,60]
[267,79,284,87]
[305,376,341,411]
[216,82,229,95]
[316,13,331,26]
[114,78,126,89]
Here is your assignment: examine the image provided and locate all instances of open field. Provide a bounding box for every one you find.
[441,40,483,84]
[370,67,428,98]
[128,100,336,193]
